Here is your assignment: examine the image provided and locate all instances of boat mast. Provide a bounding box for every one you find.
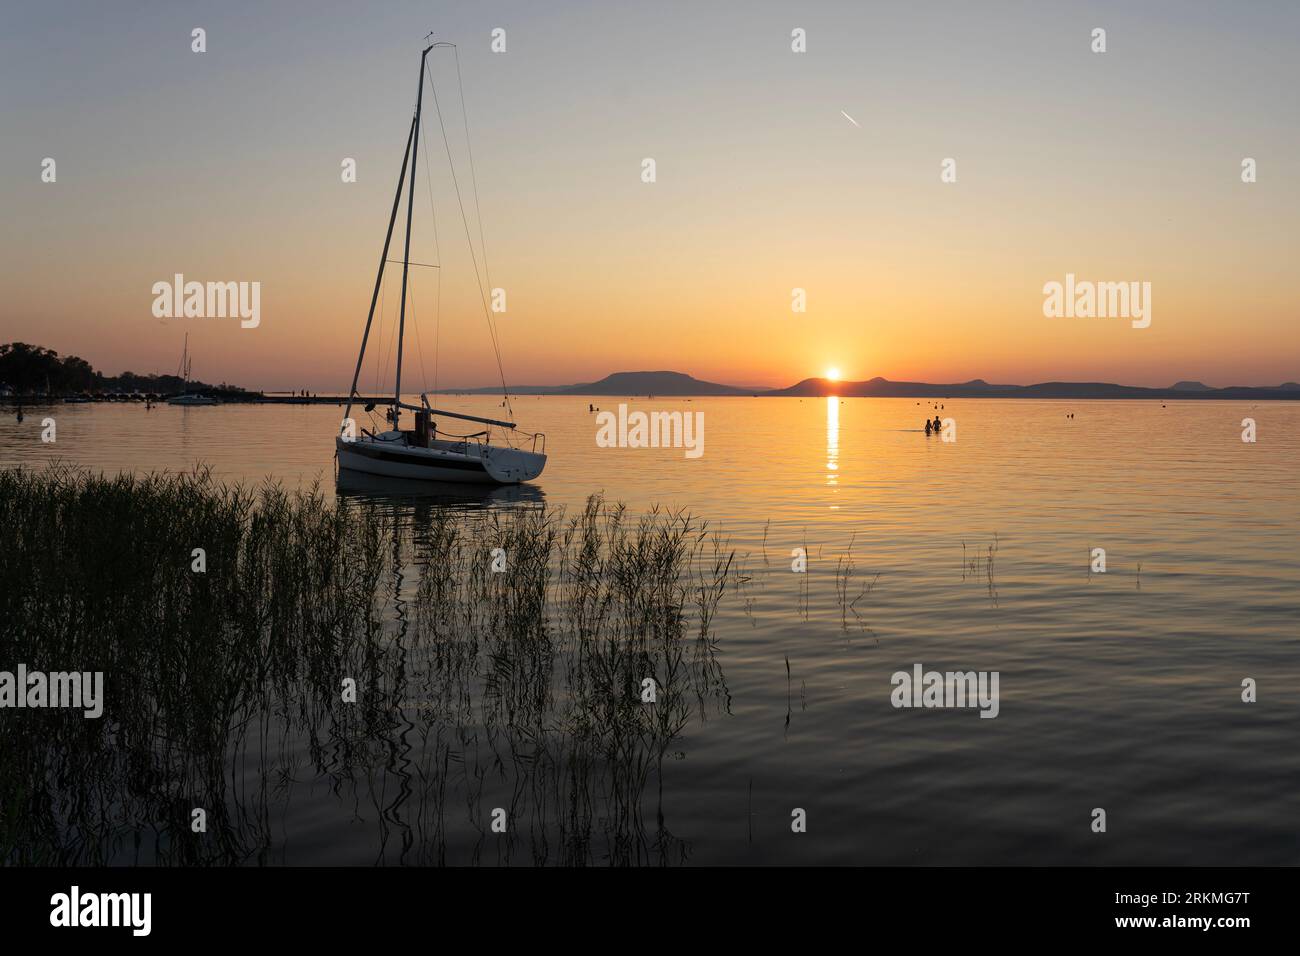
[393,41,434,426]
[342,115,416,426]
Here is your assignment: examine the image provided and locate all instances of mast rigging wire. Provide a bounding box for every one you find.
[425,48,514,419]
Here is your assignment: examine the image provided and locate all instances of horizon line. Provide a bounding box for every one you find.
[4,342,1298,394]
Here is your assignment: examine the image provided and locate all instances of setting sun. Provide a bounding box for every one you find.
[825,367,841,381]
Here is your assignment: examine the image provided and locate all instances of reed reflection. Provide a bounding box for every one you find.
[0,467,733,866]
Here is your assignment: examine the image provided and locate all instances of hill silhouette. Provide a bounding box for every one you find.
[433,370,754,396]
[434,370,1300,399]
[558,371,749,396]
[768,376,1300,400]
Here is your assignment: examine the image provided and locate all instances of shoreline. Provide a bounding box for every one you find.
[3,392,1299,406]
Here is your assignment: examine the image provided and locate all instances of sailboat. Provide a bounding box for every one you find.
[167,333,217,405]
[335,39,546,486]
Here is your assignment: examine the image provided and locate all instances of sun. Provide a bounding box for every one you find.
[824,367,841,382]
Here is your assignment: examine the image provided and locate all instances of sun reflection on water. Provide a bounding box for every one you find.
[826,395,839,490]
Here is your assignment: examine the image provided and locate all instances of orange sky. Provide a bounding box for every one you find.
[2,2,1297,390]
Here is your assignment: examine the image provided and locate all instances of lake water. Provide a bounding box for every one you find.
[2,396,1297,865]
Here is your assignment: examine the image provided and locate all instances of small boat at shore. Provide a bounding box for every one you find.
[335,38,544,486]
[167,334,218,406]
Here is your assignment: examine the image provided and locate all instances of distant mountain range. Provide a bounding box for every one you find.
[559,371,758,395]
[433,370,1300,400]
[433,370,756,396]
[769,377,1300,400]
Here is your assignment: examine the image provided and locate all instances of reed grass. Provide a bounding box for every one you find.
[0,465,734,865]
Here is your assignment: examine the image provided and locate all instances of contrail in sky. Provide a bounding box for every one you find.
[840,110,861,127]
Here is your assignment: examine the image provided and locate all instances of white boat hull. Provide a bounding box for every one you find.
[336,434,545,485]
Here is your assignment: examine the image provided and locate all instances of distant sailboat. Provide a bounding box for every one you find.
[167,333,217,406]
[335,38,545,485]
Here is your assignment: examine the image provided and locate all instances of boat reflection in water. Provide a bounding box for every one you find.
[335,465,546,508]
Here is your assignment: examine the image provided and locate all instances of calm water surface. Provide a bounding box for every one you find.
[2,396,1297,864]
